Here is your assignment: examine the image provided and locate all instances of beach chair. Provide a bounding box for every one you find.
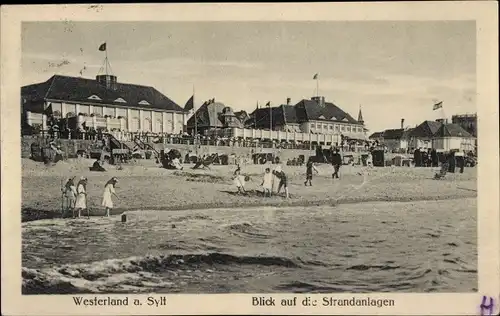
[434,162,449,180]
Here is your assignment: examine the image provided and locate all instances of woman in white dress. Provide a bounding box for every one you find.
[261,168,273,197]
[74,177,88,218]
[102,177,118,217]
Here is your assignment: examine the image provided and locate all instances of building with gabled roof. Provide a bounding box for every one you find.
[408,120,446,149]
[431,123,475,151]
[248,96,366,140]
[186,99,244,135]
[22,74,186,134]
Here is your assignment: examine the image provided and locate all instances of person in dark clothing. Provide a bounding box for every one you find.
[431,149,439,167]
[331,149,342,179]
[455,151,465,173]
[448,151,456,173]
[273,168,289,198]
[304,158,319,186]
[89,159,106,172]
[413,149,422,167]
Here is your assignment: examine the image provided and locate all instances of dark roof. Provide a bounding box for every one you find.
[21,75,184,112]
[357,108,364,122]
[369,132,384,139]
[382,128,405,139]
[234,110,250,122]
[187,101,243,129]
[250,106,286,129]
[295,99,361,124]
[410,120,443,138]
[282,105,298,124]
[435,123,473,138]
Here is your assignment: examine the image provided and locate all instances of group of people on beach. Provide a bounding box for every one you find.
[232,156,333,199]
[232,163,290,199]
[62,176,119,218]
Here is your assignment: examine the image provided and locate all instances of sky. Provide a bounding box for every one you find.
[21,21,476,133]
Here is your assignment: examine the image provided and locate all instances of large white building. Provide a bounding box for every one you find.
[21,74,186,134]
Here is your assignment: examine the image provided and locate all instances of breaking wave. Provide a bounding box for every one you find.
[23,252,300,294]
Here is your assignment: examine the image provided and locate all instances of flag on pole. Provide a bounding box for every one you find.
[98,42,107,51]
[433,101,443,111]
[44,103,53,116]
[313,73,319,80]
[265,101,271,107]
[184,95,194,111]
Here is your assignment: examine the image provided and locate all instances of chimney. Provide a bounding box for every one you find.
[311,96,325,107]
[401,118,405,129]
[286,98,291,105]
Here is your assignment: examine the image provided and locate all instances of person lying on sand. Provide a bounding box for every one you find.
[261,168,273,197]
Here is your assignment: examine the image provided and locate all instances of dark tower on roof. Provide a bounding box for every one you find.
[96,42,118,90]
[357,106,364,125]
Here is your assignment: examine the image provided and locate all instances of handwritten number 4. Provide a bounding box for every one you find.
[480,296,496,316]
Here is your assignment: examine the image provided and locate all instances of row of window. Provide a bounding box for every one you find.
[310,123,363,133]
[87,94,151,106]
[49,103,174,121]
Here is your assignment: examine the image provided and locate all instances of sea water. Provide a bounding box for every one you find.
[22,198,477,294]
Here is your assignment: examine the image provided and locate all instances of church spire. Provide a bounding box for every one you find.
[357,105,364,125]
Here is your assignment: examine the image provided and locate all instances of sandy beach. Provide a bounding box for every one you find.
[21,158,477,221]
[21,158,478,294]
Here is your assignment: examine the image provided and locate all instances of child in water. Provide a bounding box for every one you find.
[261,168,273,197]
[304,158,319,186]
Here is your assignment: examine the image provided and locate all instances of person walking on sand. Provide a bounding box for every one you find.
[273,168,289,198]
[304,158,319,186]
[331,148,342,179]
[74,177,88,218]
[63,177,77,216]
[102,177,118,217]
[261,168,273,197]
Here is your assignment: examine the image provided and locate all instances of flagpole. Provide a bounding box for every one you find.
[105,41,108,76]
[193,85,197,140]
[316,77,319,97]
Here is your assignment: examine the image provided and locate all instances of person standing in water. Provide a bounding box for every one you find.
[102,177,118,217]
[63,177,77,217]
[261,168,273,197]
[74,177,88,218]
[304,158,319,186]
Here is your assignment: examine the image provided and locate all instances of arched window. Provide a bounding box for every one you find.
[130,117,140,132]
[155,119,163,133]
[144,118,152,132]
